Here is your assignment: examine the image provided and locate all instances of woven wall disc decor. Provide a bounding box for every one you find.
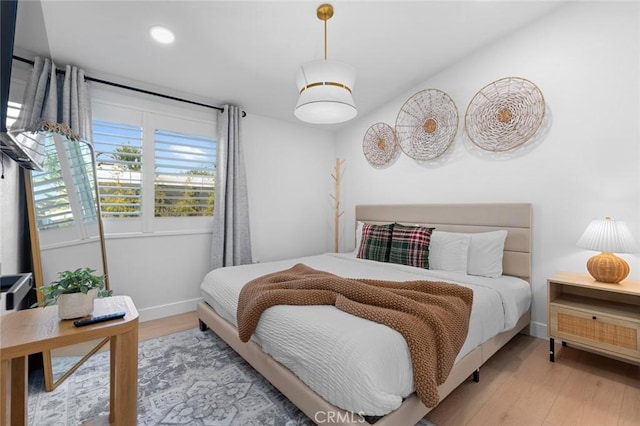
[362,122,398,167]
[465,77,545,152]
[395,89,459,161]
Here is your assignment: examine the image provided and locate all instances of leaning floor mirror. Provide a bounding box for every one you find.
[24,130,110,391]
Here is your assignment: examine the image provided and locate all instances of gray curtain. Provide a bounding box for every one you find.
[12,56,55,131]
[12,56,92,140]
[61,63,92,140]
[211,104,252,269]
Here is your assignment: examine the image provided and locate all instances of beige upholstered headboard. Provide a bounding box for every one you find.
[355,203,532,283]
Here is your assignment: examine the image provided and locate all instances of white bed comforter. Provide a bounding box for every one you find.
[200,253,530,416]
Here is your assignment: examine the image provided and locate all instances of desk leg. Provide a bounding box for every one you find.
[11,357,27,426]
[110,338,116,423]
[110,326,138,425]
[1,359,10,426]
[1,357,27,426]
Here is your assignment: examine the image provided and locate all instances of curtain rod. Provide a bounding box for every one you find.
[12,55,246,117]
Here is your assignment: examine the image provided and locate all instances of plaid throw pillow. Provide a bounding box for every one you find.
[357,223,394,262]
[389,224,434,269]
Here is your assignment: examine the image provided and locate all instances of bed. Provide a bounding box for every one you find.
[196,203,532,425]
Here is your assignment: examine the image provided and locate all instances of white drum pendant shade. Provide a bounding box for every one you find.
[295,60,357,124]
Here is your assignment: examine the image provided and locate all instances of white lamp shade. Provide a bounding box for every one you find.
[576,218,639,253]
[294,59,357,124]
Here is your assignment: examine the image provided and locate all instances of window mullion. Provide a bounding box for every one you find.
[91,100,215,232]
[141,112,155,232]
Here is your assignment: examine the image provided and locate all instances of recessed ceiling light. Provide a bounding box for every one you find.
[150,26,175,44]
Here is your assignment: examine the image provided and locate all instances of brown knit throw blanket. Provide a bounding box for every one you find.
[236,263,474,408]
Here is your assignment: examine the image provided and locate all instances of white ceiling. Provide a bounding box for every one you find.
[13,0,564,129]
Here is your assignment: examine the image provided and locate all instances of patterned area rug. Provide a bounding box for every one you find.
[28,327,437,425]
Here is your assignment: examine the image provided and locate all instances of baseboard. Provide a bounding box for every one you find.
[137,297,202,322]
[529,321,547,339]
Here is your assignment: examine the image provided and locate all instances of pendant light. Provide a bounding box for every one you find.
[294,4,357,124]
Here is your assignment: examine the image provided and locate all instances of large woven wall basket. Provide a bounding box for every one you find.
[465,77,545,152]
[395,89,459,161]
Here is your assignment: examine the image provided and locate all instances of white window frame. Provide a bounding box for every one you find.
[93,119,144,226]
[91,87,217,237]
[145,113,216,233]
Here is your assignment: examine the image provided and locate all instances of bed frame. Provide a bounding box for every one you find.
[196,203,532,425]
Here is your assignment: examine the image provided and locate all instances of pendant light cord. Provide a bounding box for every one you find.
[324,18,328,60]
[318,3,333,60]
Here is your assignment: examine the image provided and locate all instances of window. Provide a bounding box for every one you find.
[93,120,143,218]
[154,129,216,217]
[91,99,217,234]
[5,101,21,128]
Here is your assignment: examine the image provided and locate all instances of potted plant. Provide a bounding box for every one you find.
[39,267,112,319]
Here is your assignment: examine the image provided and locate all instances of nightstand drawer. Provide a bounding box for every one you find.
[549,304,640,359]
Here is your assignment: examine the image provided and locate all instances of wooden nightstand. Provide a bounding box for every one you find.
[547,272,640,364]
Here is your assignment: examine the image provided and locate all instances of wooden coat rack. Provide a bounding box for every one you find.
[330,158,344,253]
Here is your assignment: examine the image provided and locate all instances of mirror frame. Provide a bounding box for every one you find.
[24,137,110,392]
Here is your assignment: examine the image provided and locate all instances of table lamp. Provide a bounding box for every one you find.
[576,217,638,283]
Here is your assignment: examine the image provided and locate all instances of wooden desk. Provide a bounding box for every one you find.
[0,296,138,425]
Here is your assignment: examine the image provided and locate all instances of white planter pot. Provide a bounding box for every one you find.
[57,289,97,319]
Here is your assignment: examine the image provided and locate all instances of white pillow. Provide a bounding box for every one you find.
[353,221,364,254]
[428,231,471,274]
[467,230,508,278]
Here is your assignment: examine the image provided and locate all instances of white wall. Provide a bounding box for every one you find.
[243,113,335,263]
[0,158,21,276]
[335,2,640,338]
[40,240,105,286]
[104,233,212,319]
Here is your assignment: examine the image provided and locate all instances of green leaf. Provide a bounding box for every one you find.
[35,267,107,304]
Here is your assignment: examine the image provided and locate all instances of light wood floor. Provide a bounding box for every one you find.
[138,311,200,341]
[81,312,640,425]
[425,333,640,426]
